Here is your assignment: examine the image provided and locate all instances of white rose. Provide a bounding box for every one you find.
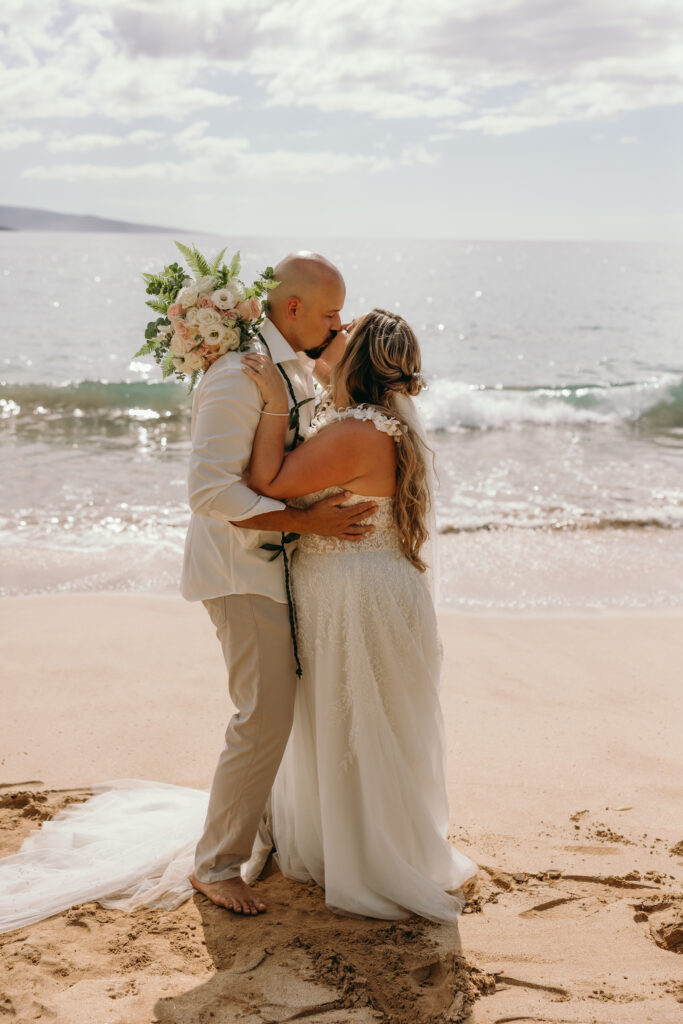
[201,323,227,345]
[170,335,188,356]
[185,308,200,327]
[195,307,221,328]
[185,351,205,372]
[195,275,216,294]
[211,287,236,310]
[228,278,246,302]
[177,284,198,309]
[224,326,242,351]
[173,356,186,372]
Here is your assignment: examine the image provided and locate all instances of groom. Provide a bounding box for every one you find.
[182,252,374,915]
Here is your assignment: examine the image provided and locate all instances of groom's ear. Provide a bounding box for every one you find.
[285,296,302,320]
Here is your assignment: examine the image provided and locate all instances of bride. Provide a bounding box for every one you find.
[241,309,476,921]
[0,310,476,933]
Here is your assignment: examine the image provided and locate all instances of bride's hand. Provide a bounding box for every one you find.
[241,353,289,414]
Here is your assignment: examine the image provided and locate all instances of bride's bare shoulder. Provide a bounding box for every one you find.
[308,417,396,452]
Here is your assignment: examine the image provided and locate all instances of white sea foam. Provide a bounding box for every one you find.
[419,374,683,431]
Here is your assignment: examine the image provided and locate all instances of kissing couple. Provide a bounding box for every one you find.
[0,252,477,934]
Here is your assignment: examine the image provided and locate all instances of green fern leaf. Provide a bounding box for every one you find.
[174,240,194,265]
[192,246,211,276]
[161,353,176,380]
[229,250,241,278]
[133,340,156,358]
[209,247,227,275]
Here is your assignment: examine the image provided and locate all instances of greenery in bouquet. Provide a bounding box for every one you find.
[134,242,279,390]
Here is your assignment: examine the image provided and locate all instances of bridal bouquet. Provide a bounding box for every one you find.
[135,242,278,388]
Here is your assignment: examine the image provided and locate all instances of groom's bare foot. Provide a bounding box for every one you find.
[190,874,267,915]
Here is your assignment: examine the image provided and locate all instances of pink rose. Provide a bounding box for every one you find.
[167,302,182,319]
[225,308,240,320]
[173,319,191,340]
[236,297,262,321]
[197,294,213,308]
[170,335,188,357]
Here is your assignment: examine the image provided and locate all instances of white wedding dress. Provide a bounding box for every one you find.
[272,481,477,920]
[0,407,476,934]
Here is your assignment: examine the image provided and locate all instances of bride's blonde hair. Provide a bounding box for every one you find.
[332,308,430,572]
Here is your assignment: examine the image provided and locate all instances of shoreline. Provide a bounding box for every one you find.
[3,517,682,611]
[4,586,682,615]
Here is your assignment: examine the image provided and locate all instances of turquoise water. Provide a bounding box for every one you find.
[1,233,682,607]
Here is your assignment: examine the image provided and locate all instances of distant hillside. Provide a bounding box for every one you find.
[0,205,179,233]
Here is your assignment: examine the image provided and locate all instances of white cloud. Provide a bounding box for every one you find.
[455,44,683,135]
[255,48,471,120]
[0,5,237,122]
[3,0,682,134]
[0,126,42,149]
[252,0,683,128]
[23,161,182,182]
[110,2,264,60]
[47,129,164,151]
[23,126,394,183]
[3,0,683,244]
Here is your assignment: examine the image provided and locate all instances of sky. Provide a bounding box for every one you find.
[1,0,682,241]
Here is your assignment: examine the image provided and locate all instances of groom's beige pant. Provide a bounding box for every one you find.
[194,593,297,882]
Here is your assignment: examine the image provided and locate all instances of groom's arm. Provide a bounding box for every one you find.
[234,494,378,539]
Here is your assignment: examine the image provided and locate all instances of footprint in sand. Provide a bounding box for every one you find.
[650,918,683,954]
[647,900,683,955]
[0,790,50,821]
[631,895,683,954]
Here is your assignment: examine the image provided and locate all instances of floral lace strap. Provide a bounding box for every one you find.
[308,404,404,442]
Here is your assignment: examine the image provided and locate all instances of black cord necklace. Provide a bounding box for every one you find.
[257,332,312,444]
[255,331,312,677]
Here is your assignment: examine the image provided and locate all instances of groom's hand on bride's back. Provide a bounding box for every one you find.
[305,491,377,540]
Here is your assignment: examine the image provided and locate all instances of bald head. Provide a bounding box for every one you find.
[268,251,346,355]
[271,252,344,304]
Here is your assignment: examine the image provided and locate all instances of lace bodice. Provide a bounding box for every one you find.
[295,405,402,555]
[296,488,399,554]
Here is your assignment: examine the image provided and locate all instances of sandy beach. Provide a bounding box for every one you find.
[1,593,682,1023]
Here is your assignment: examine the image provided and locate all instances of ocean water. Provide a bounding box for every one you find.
[1,232,682,609]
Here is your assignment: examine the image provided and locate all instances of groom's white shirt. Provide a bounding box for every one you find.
[181,318,316,603]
